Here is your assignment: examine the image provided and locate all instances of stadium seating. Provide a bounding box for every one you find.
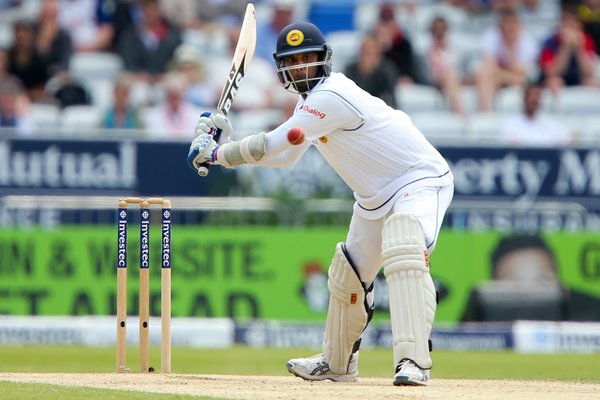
[467,112,507,142]
[29,103,61,132]
[69,52,124,83]
[411,111,467,141]
[396,84,445,113]
[59,105,103,135]
[325,30,365,73]
[555,86,600,115]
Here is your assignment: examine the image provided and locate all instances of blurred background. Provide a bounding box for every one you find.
[0,0,599,357]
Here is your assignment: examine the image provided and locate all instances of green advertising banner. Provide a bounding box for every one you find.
[1,227,599,322]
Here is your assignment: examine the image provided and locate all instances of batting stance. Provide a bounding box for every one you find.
[187,22,454,386]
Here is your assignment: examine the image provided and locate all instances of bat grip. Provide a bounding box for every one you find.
[197,131,221,177]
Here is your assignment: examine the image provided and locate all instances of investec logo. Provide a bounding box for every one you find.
[0,141,137,188]
[117,210,127,268]
[161,210,171,268]
[140,210,150,269]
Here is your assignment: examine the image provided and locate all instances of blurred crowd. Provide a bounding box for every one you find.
[0,0,599,147]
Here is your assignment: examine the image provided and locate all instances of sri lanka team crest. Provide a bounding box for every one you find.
[286,29,304,46]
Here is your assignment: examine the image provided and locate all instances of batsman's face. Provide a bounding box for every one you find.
[283,52,320,79]
[282,52,320,93]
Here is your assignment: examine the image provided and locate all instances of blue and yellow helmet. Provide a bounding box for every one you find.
[272,22,333,94]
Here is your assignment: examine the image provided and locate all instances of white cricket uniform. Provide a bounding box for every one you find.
[259,72,454,283]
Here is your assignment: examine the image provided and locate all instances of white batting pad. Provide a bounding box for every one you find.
[382,214,436,369]
[323,243,370,374]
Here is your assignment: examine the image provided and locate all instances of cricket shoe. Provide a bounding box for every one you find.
[286,352,358,382]
[393,359,430,386]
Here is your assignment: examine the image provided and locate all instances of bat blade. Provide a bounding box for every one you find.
[198,3,256,177]
[217,3,257,116]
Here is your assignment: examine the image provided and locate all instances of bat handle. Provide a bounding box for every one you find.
[198,164,210,177]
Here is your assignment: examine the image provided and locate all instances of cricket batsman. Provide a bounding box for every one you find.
[187,21,454,386]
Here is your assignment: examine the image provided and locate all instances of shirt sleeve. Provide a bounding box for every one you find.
[284,89,364,141]
[257,88,364,167]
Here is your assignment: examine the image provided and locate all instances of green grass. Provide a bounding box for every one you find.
[0,345,599,381]
[0,346,599,399]
[0,381,218,400]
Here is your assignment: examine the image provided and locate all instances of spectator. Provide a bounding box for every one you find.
[159,0,200,29]
[193,0,248,25]
[105,0,141,51]
[427,16,467,117]
[372,3,420,85]
[0,79,35,135]
[539,5,597,94]
[8,20,51,103]
[144,71,201,139]
[474,8,539,112]
[578,0,600,56]
[254,0,295,64]
[490,0,522,13]
[344,35,398,108]
[58,0,115,52]
[34,0,73,75]
[116,0,182,83]
[499,82,573,146]
[159,0,248,29]
[0,48,22,86]
[99,72,144,129]
[169,44,217,108]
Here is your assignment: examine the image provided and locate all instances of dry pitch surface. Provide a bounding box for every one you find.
[1,373,600,400]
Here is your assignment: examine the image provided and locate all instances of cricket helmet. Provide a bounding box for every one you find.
[272,22,332,94]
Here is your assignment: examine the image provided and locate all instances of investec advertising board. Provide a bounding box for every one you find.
[0,227,599,322]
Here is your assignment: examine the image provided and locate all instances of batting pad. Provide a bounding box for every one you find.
[382,214,436,369]
[323,243,371,374]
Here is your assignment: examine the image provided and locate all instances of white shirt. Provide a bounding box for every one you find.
[261,72,453,219]
[480,27,539,75]
[500,114,573,147]
[59,0,100,48]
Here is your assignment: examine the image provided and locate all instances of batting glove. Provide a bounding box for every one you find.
[188,111,234,173]
[187,133,219,172]
[193,111,233,144]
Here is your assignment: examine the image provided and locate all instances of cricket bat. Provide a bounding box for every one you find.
[198,3,257,177]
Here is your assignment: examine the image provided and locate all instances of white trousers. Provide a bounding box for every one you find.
[345,184,454,284]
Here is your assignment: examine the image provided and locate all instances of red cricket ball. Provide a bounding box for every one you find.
[287,127,305,145]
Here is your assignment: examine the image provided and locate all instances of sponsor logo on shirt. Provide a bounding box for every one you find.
[299,104,326,120]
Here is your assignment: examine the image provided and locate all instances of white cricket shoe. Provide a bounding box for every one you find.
[393,359,430,386]
[286,352,358,382]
